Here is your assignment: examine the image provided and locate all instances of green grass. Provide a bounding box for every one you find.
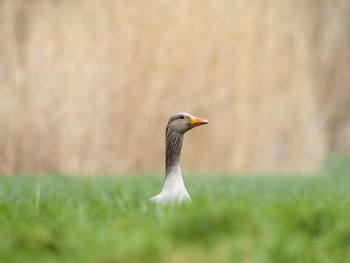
[0,162,350,262]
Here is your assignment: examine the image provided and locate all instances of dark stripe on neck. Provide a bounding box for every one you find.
[165,126,183,175]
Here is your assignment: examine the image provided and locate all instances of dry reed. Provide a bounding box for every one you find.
[0,0,349,174]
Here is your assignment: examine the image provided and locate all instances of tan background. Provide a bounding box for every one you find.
[0,0,349,174]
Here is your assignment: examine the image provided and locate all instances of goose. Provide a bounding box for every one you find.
[149,112,208,204]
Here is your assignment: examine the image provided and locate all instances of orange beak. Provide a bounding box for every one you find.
[189,115,209,127]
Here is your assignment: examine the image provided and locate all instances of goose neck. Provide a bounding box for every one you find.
[165,127,184,175]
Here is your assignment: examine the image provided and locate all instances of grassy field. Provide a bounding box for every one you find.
[1,163,350,262]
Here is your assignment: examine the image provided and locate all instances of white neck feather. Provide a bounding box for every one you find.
[161,162,188,195]
[150,162,191,203]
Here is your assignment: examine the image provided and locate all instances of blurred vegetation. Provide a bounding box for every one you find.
[0,0,349,174]
[323,155,350,178]
[1,159,350,262]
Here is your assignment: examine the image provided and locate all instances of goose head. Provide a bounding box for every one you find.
[167,112,209,134]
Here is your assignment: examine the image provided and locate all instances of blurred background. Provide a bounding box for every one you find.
[0,0,349,174]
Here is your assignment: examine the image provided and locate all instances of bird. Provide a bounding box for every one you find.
[149,112,208,204]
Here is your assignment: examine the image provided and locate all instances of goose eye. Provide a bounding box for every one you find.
[180,116,184,119]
